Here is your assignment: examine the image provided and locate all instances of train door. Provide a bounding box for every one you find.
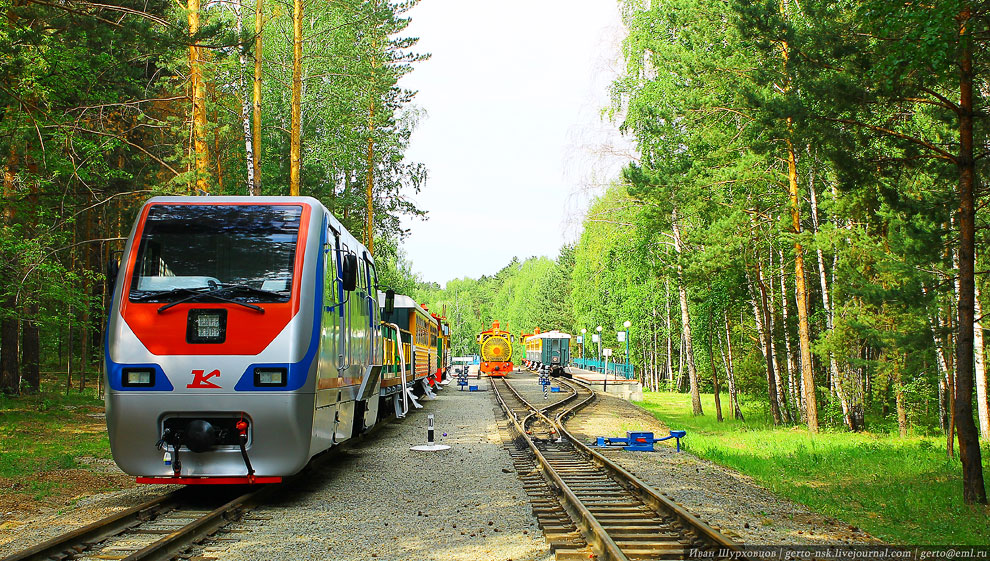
[549,338,562,365]
[349,249,366,372]
[313,223,343,452]
[365,256,378,363]
[334,239,362,443]
[354,255,381,432]
[322,229,343,377]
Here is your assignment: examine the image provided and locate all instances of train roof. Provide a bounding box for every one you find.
[378,291,418,310]
[138,196,372,261]
[378,291,435,321]
[525,330,572,342]
[143,195,323,204]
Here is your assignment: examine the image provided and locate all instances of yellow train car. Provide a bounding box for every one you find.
[380,293,440,413]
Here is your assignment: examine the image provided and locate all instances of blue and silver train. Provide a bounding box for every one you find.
[104,196,435,484]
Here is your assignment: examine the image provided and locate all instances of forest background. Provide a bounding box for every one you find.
[409,0,990,513]
[0,0,427,396]
[2,0,990,539]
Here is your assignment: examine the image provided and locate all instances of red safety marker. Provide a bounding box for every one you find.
[137,476,281,485]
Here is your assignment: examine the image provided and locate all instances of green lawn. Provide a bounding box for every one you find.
[635,391,990,545]
[0,382,111,481]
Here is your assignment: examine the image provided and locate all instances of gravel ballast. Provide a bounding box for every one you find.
[206,382,552,561]
[0,478,176,556]
[562,387,881,546]
[2,371,886,560]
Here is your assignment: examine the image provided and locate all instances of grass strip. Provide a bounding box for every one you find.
[0,384,111,481]
[635,391,990,545]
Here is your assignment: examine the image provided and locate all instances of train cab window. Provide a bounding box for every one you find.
[128,205,302,303]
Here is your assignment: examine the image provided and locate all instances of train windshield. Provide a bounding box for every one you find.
[128,204,303,303]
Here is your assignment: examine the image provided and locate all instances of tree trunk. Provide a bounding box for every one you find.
[786,134,819,433]
[21,304,38,392]
[895,360,907,438]
[778,0,818,431]
[882,373,891,418]
[751,260,782,425]
[365,1,379,251]
[79,209,93,392]
[652,306,659,391]
[757,254,787,421]
[954,15,987,503]
[810,175,856,430]
[672,214,702,416]
[767,250,788,421]
[947,280,958,458]
[931,297,956,453]
[235,0,255,194]
[252,0,263,192]
[975,282,988,438]
[708,311,723,422]
[188,0,209,194]
[1,153,17,394]
[665,278,674,385]
[721,310,743,420]
[289,0,303,196]
[779,250,801,419]
[365,100,375,250]
[939,371,949,434]
[1,311,17,394]
[852,367,865,430]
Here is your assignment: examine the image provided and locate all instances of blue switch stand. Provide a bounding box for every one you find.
[592,430,686,452]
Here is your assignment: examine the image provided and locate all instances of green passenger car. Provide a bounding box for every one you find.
[524,331,572,377]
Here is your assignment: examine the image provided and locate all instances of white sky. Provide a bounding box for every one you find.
[398,0,634,286]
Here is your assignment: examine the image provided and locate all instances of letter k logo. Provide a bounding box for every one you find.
[187,369,221,389]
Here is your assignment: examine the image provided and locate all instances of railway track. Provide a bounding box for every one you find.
[492,372,745,561]
[0,484,270,561]
[1,427,372,561]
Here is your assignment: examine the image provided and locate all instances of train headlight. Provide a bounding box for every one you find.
[122,368,154,387]
[254,367,287,387]
[187,309,227,344]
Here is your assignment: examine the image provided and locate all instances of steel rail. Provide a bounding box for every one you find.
[495,373,749,560]
[122,485,275,561]
[553,378,746,554]
[492,377,629,561]
[1,489,186,561]
[2,416,389,561]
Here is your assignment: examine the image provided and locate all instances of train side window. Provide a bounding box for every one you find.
[323,228,337,302]
[363,256,373,294]
[333,236,344,303]
[339,241,353,295]
[359,256,367,295]
[366,259,378,326]
[352,254,360,294]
